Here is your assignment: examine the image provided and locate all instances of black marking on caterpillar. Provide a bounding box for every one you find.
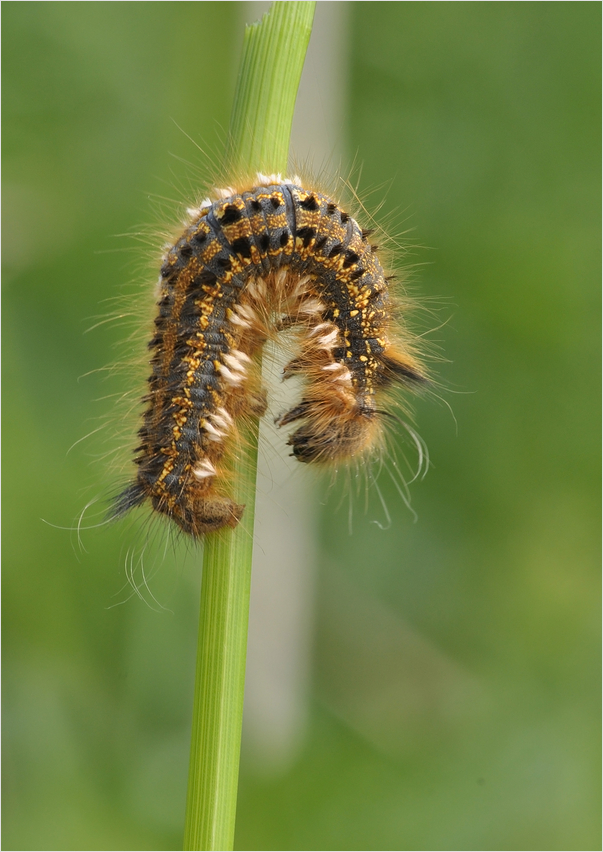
[112,175,427,538]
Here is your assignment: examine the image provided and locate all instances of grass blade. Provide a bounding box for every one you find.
[184,4,315,850]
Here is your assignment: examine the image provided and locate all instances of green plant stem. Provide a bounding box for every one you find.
[183,4,315,851]
[227,2,315,175]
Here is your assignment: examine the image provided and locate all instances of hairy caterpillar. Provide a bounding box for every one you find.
[112,174,426,538]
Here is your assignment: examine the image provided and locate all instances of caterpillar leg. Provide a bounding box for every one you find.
[159,494,245,538]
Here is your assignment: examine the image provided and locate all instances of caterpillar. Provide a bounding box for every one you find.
[112,174,426,538]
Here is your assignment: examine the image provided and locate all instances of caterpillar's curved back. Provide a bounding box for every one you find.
[112,174,426,538]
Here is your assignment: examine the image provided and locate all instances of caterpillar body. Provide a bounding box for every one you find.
[113,175,426,538]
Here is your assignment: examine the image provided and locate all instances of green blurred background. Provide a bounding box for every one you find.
[3,3,600,850]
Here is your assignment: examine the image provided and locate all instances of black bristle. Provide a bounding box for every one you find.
[110,483,146,520]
